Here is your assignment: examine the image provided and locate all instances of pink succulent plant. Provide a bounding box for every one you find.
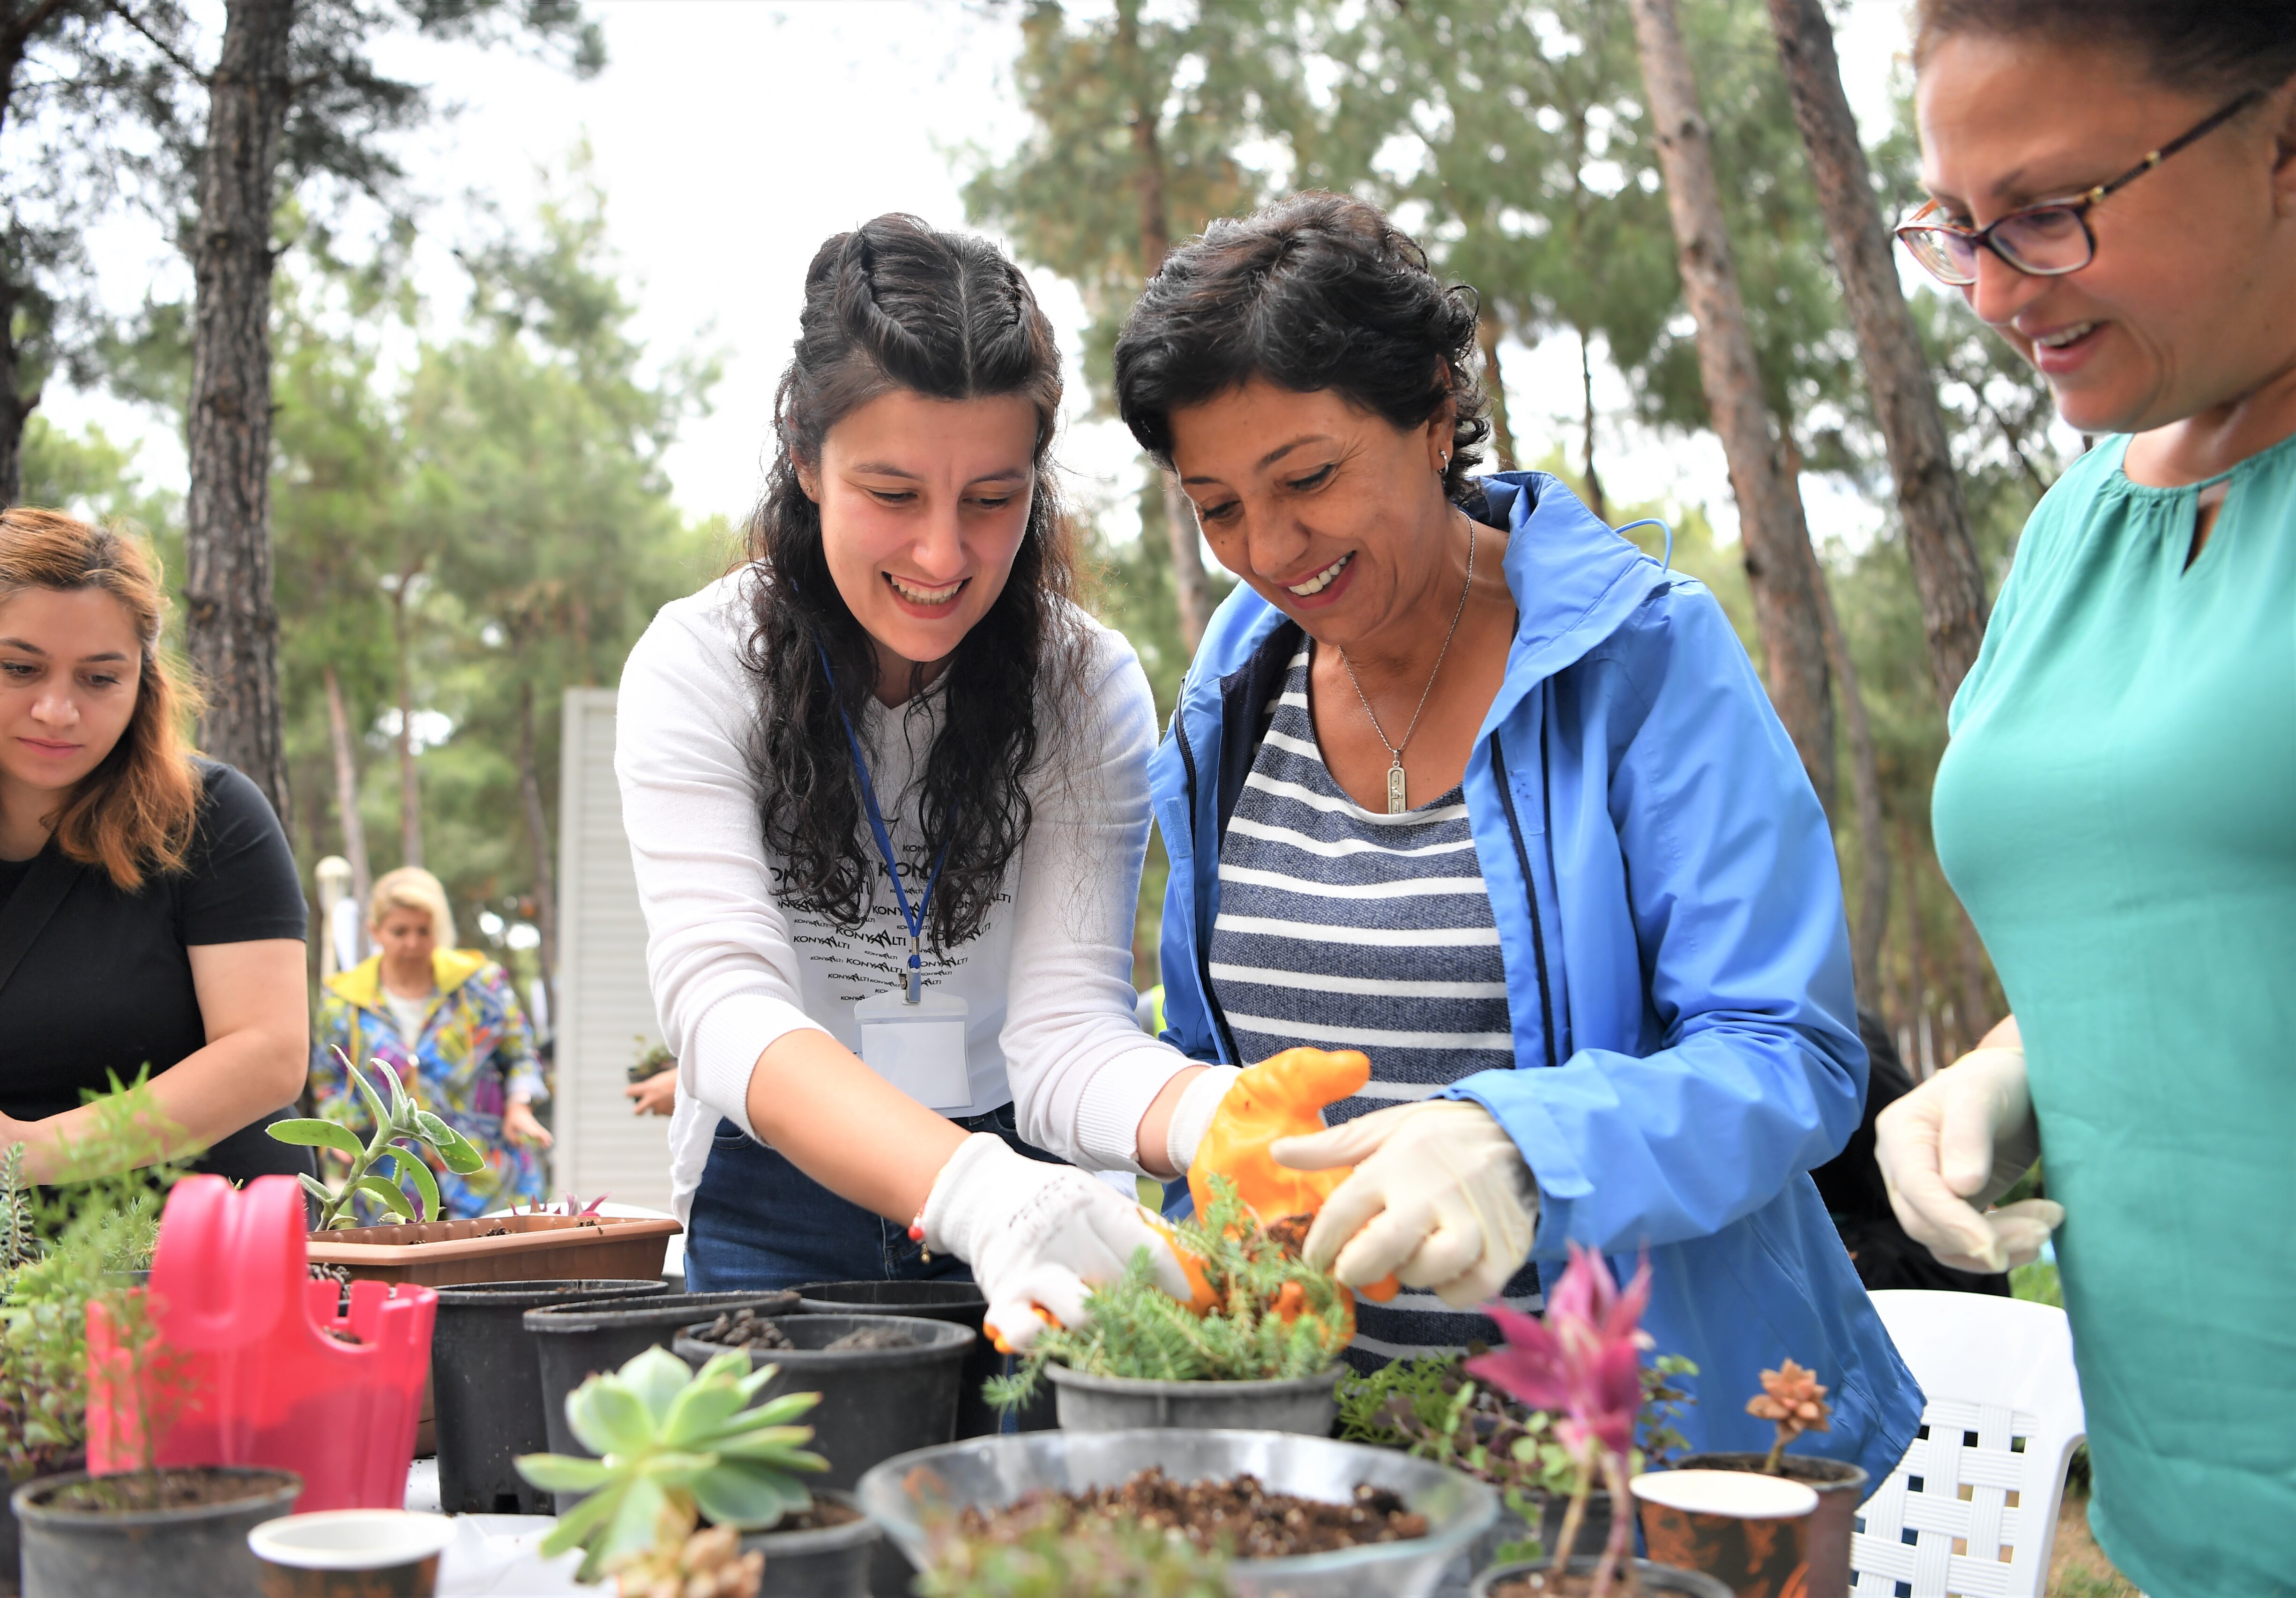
[1469,1243,1654,1462]
[1466,1245,1656,1598]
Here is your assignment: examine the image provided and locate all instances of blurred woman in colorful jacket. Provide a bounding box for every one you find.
[312,866,552,1217]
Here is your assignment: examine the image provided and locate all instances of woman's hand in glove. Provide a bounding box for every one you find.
[921,1133,1192,1352]
[1272,1100,1537,1309]
[1874,1045,2064,1274]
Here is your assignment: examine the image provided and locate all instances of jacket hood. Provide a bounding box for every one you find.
[326,948,492,1011]
[1182,472,1671,716]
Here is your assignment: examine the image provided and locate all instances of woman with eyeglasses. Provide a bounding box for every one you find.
[1877,5,2296,1590]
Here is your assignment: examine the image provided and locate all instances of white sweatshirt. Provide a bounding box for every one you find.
[614,571,1196,1221]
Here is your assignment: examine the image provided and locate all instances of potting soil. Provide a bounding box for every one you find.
[695,1307,919,1352]
[954,1466,1429,1558]
[39,1469,287,1513]
[1491,1574,1627,1597]
[769,1498,865,1532]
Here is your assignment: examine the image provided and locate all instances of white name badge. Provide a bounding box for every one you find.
[856,988,972,1111]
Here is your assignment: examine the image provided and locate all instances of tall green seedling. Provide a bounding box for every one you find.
[268,1048,486,1227]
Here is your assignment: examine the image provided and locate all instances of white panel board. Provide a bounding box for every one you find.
[554,687,675,1213]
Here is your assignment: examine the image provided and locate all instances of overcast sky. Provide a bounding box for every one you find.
[50,0,1931,553]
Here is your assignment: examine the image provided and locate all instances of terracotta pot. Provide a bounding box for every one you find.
[306,1213,681,1289]
[248,1509,455,1598]
[1672,1455,1869,1598]
[1629,1470,1819,1598]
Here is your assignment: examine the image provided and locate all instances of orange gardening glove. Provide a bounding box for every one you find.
[1188,1047,1398,1301]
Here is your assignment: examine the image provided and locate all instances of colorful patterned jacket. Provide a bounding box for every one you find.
[312,948,550,1219]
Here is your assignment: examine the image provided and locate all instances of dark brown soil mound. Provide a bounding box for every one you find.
[955,1466,1428,1559]
[695,1308,918,1352]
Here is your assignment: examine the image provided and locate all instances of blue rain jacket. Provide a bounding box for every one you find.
[1151,472,1921,1480]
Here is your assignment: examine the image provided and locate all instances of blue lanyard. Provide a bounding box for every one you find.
[816,643,956,1003]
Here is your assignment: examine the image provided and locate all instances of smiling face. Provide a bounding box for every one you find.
[1166,379,1456,652]
[0,586,143,827]
[799,387,1041,695]
[1917,35,2296,436]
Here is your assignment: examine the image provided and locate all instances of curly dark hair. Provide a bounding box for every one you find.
[1111,191,1491,505]
[741,214,1083,954]
[1914,1,2296,97]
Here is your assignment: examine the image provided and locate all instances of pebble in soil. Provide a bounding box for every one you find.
[1491,1575,1640,1598]
[699,1308,918,1352]
[954,1467,1429,1559]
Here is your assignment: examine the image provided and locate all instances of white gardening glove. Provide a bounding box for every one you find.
[1165,1064,1244,1172]
[1875,1045,2064,1274]
[1272,1100,1538,1309]
[921,1133,1192,1352]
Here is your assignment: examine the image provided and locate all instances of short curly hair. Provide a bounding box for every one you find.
[1112,192,1491,506]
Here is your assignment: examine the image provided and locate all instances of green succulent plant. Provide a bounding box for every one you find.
[515,1345,829,1584]
[266,1048,487,1228]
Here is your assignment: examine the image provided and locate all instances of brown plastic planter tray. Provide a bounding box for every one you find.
[307,1213,682,1288]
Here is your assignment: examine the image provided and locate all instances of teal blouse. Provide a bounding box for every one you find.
[1932,430,2296,1598]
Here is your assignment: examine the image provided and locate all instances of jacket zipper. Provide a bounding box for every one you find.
[1490,732,1559,1071]
[1171,695,1239,1066]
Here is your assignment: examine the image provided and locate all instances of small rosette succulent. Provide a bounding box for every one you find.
[516,1345,829,1583]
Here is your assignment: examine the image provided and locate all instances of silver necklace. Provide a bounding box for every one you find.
[1337,519,1476,814]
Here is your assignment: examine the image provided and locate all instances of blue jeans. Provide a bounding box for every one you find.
[685,1101,1064,1293]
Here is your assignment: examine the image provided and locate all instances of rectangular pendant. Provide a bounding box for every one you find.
[1386,763,1408,814]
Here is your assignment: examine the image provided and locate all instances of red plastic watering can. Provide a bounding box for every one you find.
[86,1173,436,1511]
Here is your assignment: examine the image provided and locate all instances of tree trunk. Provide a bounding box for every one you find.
[1895,813,1933,1078]
[0,273,31,510]
[392,579,423,869]
[1119,0,1213,653]
[516,676,558,1035]
[183,0,295,821]
[1478,306,1517,471]
[1765,0,1990,707]
[1628,0,1835,814]
[1577,328,1607,523]
[322,664,373,926]
[1953,899,1994,1051]
[1806,538,1887,1010]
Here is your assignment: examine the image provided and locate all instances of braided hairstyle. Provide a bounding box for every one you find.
[742,214,1083,953]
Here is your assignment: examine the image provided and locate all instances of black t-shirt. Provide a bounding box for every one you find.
[0,760,313,1182]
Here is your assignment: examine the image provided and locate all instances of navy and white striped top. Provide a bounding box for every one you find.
[1206,646,1542,1365]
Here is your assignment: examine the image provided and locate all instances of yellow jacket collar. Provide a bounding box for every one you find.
[327,948,491,1010]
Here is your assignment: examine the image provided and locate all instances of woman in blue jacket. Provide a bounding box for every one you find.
[1113,192,1920,1479]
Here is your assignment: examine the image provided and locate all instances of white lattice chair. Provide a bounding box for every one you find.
[1850,1290,2087,1598]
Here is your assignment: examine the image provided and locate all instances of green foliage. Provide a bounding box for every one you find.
[2012,1261,2063,1310]
[917,1507,1232,1598]
[985,1176,1348,1411]
[271,157,726,970]
[516,1344,827,1584]
[271,1049,484,1228]
[0,1074,196,1482]
[1334,1348,1697,1561]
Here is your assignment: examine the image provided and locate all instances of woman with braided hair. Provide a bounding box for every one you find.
[616,215,1203,1339]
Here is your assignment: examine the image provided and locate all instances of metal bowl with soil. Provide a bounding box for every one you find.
[858,1427,1497,1598]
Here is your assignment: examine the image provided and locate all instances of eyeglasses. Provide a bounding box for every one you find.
[1895,90,2263,286]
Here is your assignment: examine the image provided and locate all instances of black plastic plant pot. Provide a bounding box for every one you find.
[671,1314,975,1491]
[740,1489,880,1598]
[13,1467,302,1598]
[430,1277,667,1515]
[1449,1489,1611,1589]
[795,1279,1054,1437]
[1469,1554,1733,1598]
[523,1290,802,1514]
[0,1453,82,1597]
